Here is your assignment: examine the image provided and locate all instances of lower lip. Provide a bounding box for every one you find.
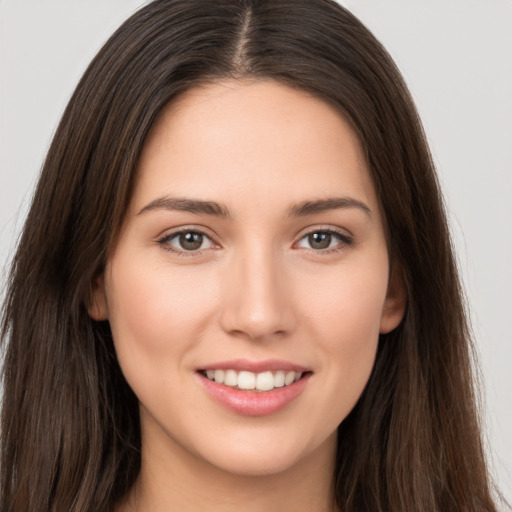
[197,373,311,417]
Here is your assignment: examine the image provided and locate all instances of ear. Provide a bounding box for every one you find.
[88,273,109,321]
[380,264,407,334]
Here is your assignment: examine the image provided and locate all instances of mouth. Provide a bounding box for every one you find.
[196,359,312,416]
[198,368,310,392]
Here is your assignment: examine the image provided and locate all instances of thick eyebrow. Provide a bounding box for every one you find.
[287,197,372,217]
[137,196,230,217]
[137,195,371,218]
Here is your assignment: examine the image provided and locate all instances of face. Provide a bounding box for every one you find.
[90,80,405,478]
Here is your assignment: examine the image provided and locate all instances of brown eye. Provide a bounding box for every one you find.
[179,232,204,251]
[296,229,353,252]
[159,230,214,253]
[308,232,332,250]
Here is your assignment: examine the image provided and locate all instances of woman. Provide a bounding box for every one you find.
[0,0,502,510]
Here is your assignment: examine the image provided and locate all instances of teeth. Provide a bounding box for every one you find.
[214,369,225,384]
[274,370,285,388]
[285,371,296,386]
[238,371,256,390]
[224,369,238,387]
[204,369,304,391]
[256,371,274,391]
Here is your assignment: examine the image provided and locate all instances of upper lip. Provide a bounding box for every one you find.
[198,358,310,373]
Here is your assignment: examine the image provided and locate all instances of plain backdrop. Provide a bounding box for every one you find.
[1,0,511,505]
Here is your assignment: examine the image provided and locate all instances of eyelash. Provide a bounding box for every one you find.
[156,227,354,256]
[294,228,354,253]
[156,228,218,257]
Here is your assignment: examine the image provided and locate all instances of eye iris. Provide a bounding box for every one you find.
[179,232,203,250]
[309,232,331,249]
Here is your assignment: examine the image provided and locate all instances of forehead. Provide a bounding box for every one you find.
[132,79,378,216]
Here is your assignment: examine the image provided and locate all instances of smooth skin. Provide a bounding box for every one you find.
[90,79,406,512]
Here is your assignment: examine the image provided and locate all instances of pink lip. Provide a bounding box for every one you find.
[199,358,309,373]
[197,371,311,417]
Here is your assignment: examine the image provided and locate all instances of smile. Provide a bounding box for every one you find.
[197,361,312,416]
[202,369,303,391]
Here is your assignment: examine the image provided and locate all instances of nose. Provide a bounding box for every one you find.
[219,245,297,342]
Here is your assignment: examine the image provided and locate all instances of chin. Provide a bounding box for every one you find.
[206,449,305,478]
[191,428,336,479]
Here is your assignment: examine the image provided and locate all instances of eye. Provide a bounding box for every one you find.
[158,230,215,253]
[296,229,352,252]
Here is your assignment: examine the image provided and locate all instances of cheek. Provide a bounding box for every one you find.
[105,258,220,372]
[298,261,388,421]
[302,257,389,343]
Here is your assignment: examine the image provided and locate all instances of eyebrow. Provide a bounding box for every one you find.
[287,197,371,217]
[137,197,230,217]
[137,195,371,218]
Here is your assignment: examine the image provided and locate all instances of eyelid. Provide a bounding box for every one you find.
[295,221,354,237]
[156,226,221,256]
[293,226,354,252]
[155,224,354,256]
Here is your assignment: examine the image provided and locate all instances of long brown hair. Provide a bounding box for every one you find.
[1,1,500,510]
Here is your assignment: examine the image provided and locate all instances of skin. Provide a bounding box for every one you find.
[90,79,405,512]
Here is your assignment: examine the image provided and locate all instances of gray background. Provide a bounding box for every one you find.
[1,0,511,504]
